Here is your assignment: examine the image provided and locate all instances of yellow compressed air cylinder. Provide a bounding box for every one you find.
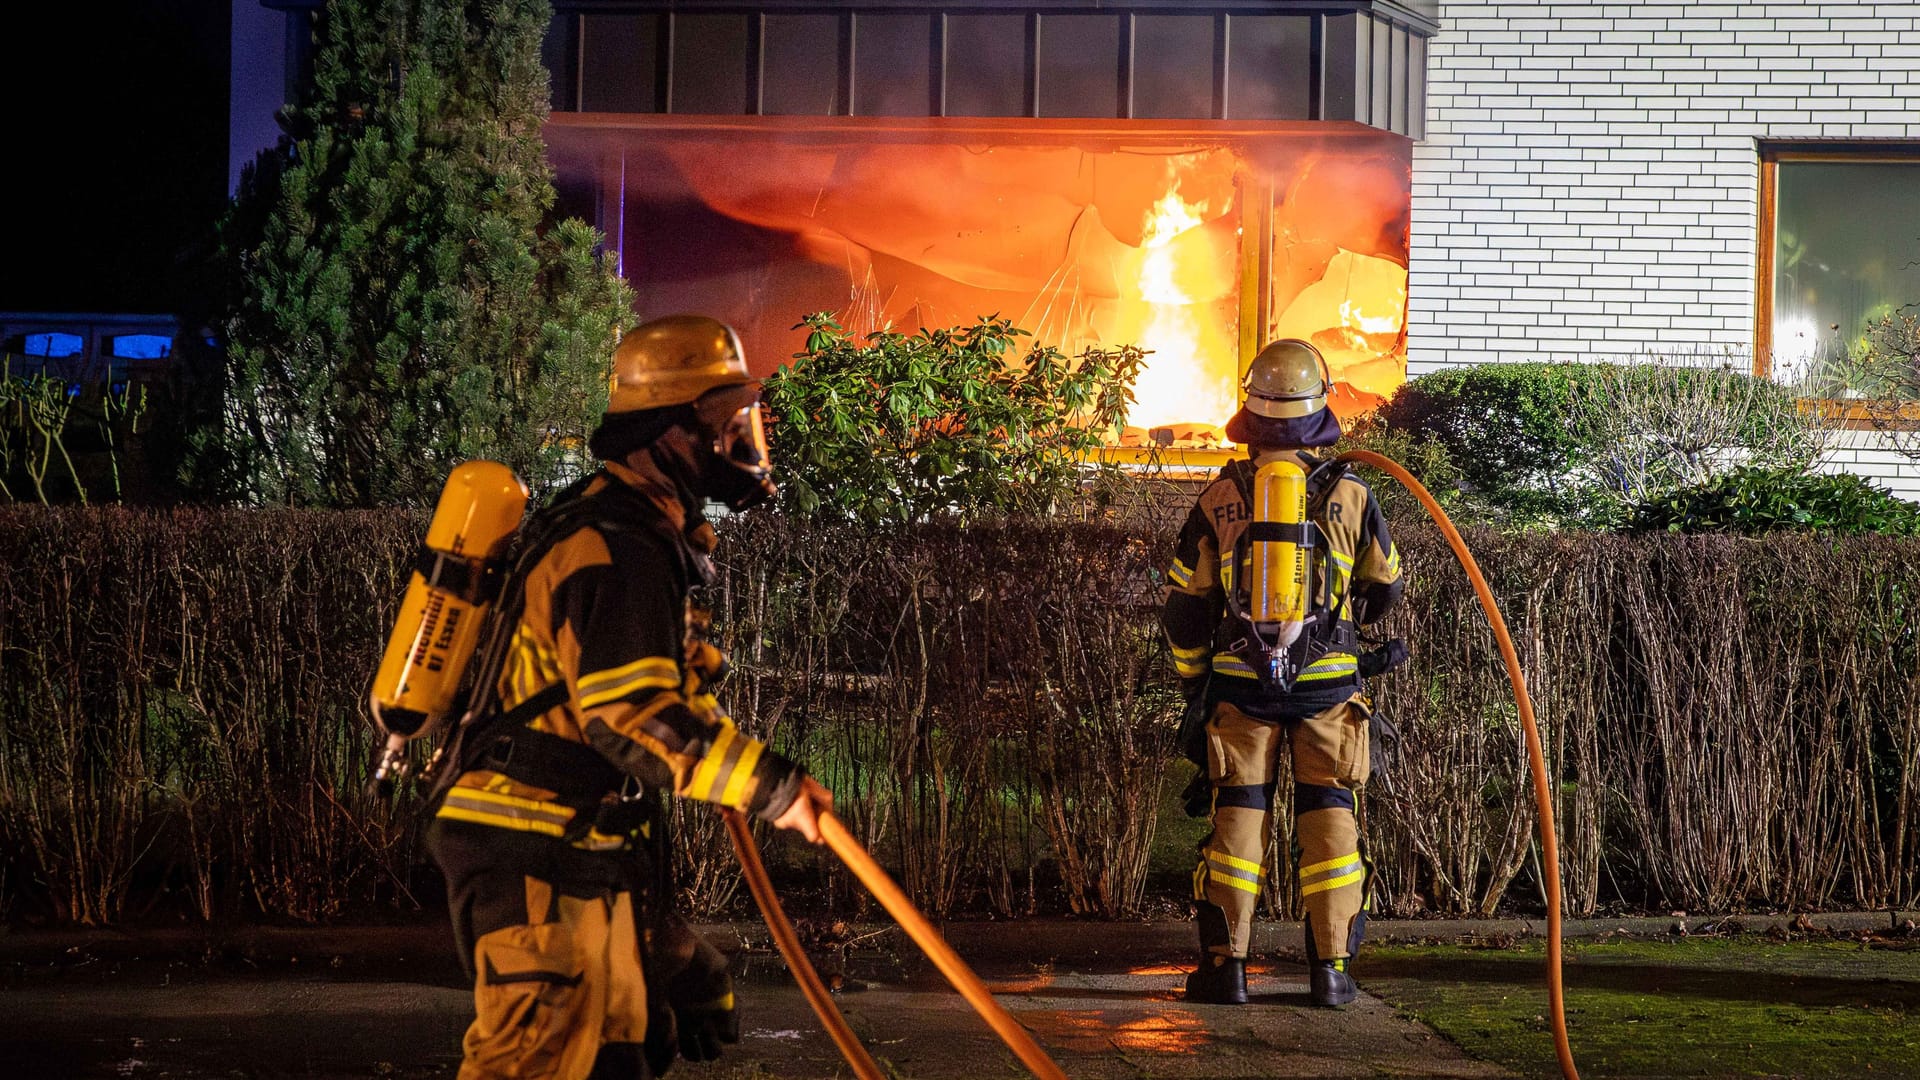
[1250,459,1310,625]
[369,461,529,740]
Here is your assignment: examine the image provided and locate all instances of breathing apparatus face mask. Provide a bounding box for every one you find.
[691,384,776,511]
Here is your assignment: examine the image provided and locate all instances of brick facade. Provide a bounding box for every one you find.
[1409,1,1920,493]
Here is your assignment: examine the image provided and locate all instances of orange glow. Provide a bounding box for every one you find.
[544,122,1412,435]
[1105,167,1239,431]
[1272,248,1409,414]
[1018,1009,1211,1055]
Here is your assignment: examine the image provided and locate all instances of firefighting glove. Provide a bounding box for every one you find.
[669,938,738,1061]
[644,915,741,1066]
[1357,638,1409,678]
[1369,708,1402,782]
[1180,771,1214,819]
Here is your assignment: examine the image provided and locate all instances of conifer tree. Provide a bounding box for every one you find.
[204,0,631,506]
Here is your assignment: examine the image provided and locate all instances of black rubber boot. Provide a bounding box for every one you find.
[1184,955,1248,1005]
[1309,960,1357,1007]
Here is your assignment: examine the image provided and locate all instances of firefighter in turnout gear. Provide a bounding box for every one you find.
[1164,339,1404,1008]
[424,315,834,1080]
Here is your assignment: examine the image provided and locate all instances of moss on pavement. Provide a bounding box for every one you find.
[1362,934,1920,1078]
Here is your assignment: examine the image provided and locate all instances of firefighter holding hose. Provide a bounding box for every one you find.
[1165,339,1404,1008]
[416,315,834,1079]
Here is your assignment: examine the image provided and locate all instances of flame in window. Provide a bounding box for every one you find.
[1113,174,1237,434]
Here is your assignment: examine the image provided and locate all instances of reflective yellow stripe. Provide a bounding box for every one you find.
[1329,549,1354,568]
[1299,852,1362,878]
[1208,868,1261,894]
[696,992,735,1012]
[1168,560,1194,587]
[1300,867,1365,897]
[436,804,568,837]
[1296,657,1359,682]
[719,738,764,808]
[686,726,737,801]
[579,656,680,706]
[446,786,575,818]
[572,828,631,851]
[581,672,681,708]
[1171,642,1211,660]
[1174,658,1210,677]
[1209,850,1263,873]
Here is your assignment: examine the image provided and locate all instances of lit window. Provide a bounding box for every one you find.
[21,332,85,358]
[109,334,172,359]
[1761,148,1920,396]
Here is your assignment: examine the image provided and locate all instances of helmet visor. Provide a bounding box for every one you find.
[694,383,768,464]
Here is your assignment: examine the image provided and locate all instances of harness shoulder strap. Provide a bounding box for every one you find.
[427,473,697,801]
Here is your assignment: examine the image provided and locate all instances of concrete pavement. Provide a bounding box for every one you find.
[0,924,1509,1079]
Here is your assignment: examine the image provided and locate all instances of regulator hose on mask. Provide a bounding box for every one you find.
[1334,449,1580,1080]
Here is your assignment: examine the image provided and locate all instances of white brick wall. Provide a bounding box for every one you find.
[1410,1,1920,492]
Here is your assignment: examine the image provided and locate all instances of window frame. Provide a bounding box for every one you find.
[1755,141,1920,425]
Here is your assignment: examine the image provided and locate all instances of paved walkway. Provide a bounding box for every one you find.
[0,924,1513,1079]
[7,912,1908,1078]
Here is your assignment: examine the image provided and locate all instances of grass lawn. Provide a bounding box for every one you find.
[1363,933,1920,1078]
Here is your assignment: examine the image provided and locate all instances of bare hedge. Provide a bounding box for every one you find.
[1,507,1916,925]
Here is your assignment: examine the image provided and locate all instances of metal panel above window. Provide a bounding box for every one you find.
[852,12,933,116]
[1036,13,1122,119]
[670,13,750,114]
[944,13,1029,117]
[547,3,1434,136]
[1370,16,1392,131]
[1131,14,1217,120]
[762,13,844,115]
[1224,14,1311,121]
[580,14,659,113]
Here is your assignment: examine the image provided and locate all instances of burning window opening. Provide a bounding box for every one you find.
[548,119,1411,453]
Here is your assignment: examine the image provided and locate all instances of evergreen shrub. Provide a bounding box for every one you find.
[198,0,632,507]
[1375,363,1599,520]
[1629,465,1920,536]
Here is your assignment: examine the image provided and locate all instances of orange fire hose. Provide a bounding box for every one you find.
[818,811,1070,1080]
[721,809,886,1080]
[1336,449,1580,1080]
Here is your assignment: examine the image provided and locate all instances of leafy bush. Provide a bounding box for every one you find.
[1570,358,1831,514]
[1378,357,1836,526]
[763,313,1144,523]
[1629,465,1920,536]
[1375,363,1599,520]
[1330,421,1477,525]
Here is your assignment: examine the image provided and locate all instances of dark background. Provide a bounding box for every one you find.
[1,1,234,314]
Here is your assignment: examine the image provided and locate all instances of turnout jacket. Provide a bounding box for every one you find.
[435,460,802,849]
[1163,449,1403,712]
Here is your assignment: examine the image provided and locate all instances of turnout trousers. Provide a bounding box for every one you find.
[428,820,652,1080]
[1192,695,1372,962]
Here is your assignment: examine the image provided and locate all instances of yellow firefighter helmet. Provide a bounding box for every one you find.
[1242,339,1331,419]
[609,315,753,414]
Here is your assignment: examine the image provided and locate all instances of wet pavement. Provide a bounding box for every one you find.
[0,926,1506,1079]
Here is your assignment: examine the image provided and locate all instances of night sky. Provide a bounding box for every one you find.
[1,0,233,316]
